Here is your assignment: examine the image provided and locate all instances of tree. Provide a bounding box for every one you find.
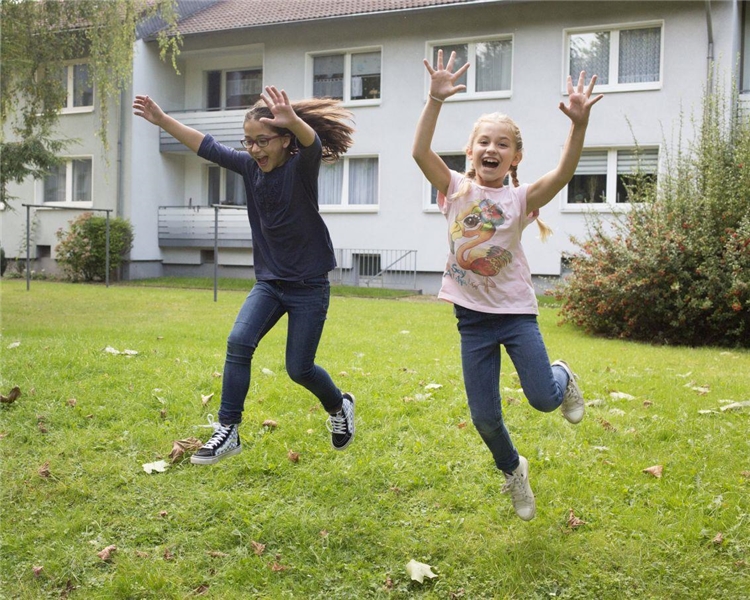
[0,0,181,206]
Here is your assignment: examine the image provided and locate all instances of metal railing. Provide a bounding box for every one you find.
[331,248,418,291]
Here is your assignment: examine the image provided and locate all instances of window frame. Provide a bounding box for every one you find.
[561,145,660,212]
[205,68,263,111]
[206,165,247,206]
[563,21,664,94]
[59,62,94,114]
[423,153,468,212]
[318,155,380,213]
[425,34,514,102]
[37,156,94,207]
[305,46,383,107]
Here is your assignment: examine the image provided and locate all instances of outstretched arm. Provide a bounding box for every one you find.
[412,50,470,196]
[133,95,205,153]
[259,86,316,147]
[526,72,603,213]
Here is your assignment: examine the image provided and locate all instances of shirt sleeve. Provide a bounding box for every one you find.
[436,170,465,215]
[197,134,251,174]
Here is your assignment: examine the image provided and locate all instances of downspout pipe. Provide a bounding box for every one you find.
[706,0,715,91]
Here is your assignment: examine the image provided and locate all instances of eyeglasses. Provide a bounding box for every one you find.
[240,135,283,149]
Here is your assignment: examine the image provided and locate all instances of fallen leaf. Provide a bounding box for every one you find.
[720,401,750,412]
[251,541,266,556]
[169,437,203,463]
[643,400,653,407]
[97,545,117,561]
[0,386,21,404]
[339,371,349,377]
[193,584,209,595]
[598,418,616,431]
[711,532,724,545]
[262,419,278,428]
[212,371,222,378]
[400,330,410,334]
[687,384,710,394]
[505,396,520,405]
[163,548,174,561]
[287,450,300,463]
[160,408,167,419]
[424,383,443,390]
[261,368,275,377]
[67,398,77,407]
[207,551,228,558]
[586,398,605,407]
[103,346,121,355]
[122,349,139,356]
[319,530,329,538]
[384,575,394,590]
[406,559,438,583]
[610,392,635,400]
[741,471,750,478]
[142,460,169,474]
[643,464,663,478]
[135,550,149,558]
[201,393,214,406]
[32,566,43,578]
[457,421,467,429]
[38,462,50,478]
[592,446,609,452]
[37,421,48,434]
[567,508,587,529]
[159,511,168,518]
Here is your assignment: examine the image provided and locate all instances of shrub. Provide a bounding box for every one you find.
[555,82,750,348]
[55,212,134,282]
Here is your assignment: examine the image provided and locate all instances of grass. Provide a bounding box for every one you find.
[1,279,749,599]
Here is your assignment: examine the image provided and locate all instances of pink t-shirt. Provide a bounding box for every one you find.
[437,170,539,315]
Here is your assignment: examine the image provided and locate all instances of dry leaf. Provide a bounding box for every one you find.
[643,464,663,478]
[711,532,724,545]
[207,551,228,558]
[201,393,214,407]
[261,368,275,377]
[33,566,43,578]
[406,559,438,583]
[740,471,750,478]
[104,346,120,355]
[610,392,635,400]
[319,530,329,538]
[598,418,616,431]
[424,383,443,391]
[262,419,278,428]
[505,396,520,405]
[169,437,203,463]
[142,460,169,474]
[38,462,50,478]
[135,550,149,558]
[97,545,117,561]
[1,386,21,404]
[193,584,209,595]
[643,400,653,407]
[384,575,394,590]
[251,541,266,556]
[720,401,750,412]
[160,408,167,419]
[287,450,300,463]
[567,508,587,529]
[164,548,174,561]
[7,341,21,349]
[37,421,48,434]
[212,371,222,378]
[457,421,467,429]
[270,557,288,572]
[67,398,77,407]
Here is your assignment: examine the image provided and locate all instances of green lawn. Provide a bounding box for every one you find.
[1,280,748,599]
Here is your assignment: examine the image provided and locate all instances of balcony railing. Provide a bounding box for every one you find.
[158,205,250,248]
[160,109,247,153]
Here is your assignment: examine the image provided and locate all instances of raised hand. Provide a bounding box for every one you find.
[559,71,603,126]
[258,85,298,129]
[132,95,165,125]
[423,49,470,102]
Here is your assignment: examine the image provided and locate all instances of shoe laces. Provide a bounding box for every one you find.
[326,411,347,435]
[502,471,532,502]
[202,421,233,450]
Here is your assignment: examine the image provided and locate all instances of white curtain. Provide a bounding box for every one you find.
[476,40,512,92]
[619,28,660,84]
[348,158,378,205]
[570,32,610,85]
[318,161,343,205]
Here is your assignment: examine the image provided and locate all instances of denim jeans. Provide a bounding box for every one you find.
[454,305,570,474]
[218,277,342,425]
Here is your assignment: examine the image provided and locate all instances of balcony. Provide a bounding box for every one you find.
[158,205,251,248]
[160,109,247,153]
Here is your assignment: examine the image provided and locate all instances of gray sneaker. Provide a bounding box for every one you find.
[327,393,355,450]
[502,456,536,521]
[553,360,584,424]
[191,421,242,465]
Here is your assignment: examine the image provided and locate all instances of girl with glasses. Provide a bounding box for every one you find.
[133,86,356,464]
[412,51,602,520]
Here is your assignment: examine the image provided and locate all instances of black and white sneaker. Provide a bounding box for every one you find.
[327,393,355,450]
[191,420,242,465]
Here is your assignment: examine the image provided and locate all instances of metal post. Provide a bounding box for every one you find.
[213,205,219,302]
[105,210,111,288]
[25,204,31,291]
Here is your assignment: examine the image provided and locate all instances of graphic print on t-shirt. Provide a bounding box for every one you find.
[448,198,513,290]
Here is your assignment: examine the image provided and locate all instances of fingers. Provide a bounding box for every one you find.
[423,58,435,75]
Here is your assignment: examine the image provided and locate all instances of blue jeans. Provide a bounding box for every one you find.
[454,305,570,474]
[218,277,342,425]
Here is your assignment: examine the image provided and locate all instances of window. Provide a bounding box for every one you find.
[310,49,381,103]
[208,166,247,206]
[428,37,512,99]
[57,63,93,111]
[319,157,379,209]
[43,158,92,204]
[566,148,658,208]
[430,154,467,205]
[206,69,262,110]
[566,23,662,91]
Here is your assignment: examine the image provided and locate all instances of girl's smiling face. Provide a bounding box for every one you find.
[467,122,522,188]
[243,119,291,173]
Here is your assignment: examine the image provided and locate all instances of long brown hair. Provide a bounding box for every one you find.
[245,98,355,163]
[452,112,553,242]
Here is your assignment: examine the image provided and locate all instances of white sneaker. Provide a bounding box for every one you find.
[502,456,536,521]
[553,360,584,424]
